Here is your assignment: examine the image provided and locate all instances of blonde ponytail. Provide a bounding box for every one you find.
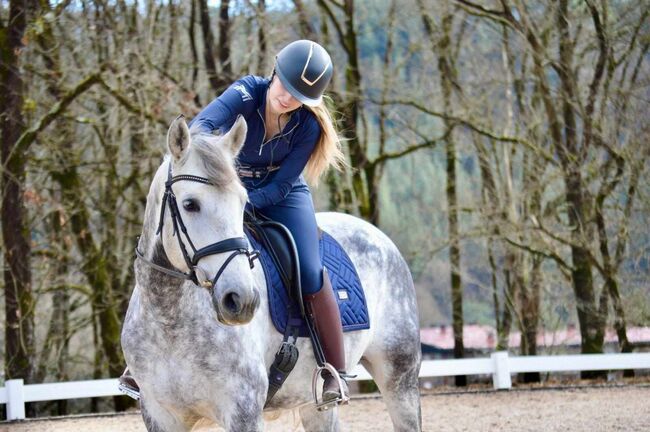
[303,100,346,185]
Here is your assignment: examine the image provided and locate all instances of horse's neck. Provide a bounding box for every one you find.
[134,234,199,319]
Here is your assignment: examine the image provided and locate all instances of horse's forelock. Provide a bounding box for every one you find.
[186,133,239,188]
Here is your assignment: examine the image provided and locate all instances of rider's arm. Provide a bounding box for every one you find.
[189,76,258,133]
[247,116,321,209]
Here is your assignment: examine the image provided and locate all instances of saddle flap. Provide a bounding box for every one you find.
[261,223,296,289]
[245,215,301,302]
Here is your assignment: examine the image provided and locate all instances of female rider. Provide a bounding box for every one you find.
[120,40,349,404]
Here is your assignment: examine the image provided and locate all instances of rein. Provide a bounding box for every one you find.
[137,161,259,288]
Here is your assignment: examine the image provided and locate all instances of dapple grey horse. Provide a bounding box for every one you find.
[121,116,421,431]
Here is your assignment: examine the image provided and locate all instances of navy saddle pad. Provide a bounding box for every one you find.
[247,230,370,337]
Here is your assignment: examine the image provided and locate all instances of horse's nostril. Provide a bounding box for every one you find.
[223,292,241,314]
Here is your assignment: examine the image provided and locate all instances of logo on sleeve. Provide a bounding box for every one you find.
[233,84,253,102]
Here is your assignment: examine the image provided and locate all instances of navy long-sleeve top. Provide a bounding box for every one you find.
[189,75,321,209]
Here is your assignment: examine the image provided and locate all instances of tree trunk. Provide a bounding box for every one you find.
[198,0,221,92]
[0,0,36,385]
[36,1,132,409]
[35,208,70,415]
[613,156,644,370]
[162,0,178,71]
[217,0,232,86]
[318,0,368,219]
[416,1,466,383]
[447,135,465,386]
[188,0,201,104]
[518,256,541,383]
[565,172,604,371]
[517,150,542,383]
[340,0,367,219]
[257,0,267,73]
[437,6,466,386]
[293,0,317,41]
[595,157,635,376]
[474,137,514,351]
[51,165,127,408]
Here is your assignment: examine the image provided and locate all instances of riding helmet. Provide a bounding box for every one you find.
[274,40,333,107]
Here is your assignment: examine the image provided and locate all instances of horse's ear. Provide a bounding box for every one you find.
[167,115,191,160]
[224,115,247,156]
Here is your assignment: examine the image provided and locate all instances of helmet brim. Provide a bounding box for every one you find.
[275,66,323,107]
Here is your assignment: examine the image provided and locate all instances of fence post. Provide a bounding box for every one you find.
[491,351,512,390]
[6,379,26,420]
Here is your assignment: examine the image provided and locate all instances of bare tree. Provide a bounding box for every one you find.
[293,0,317,41]
[417,0,466,384]
[319,0,444,224]
[0,0,37,385]
[198,0,232,93]
[455,0,648,371]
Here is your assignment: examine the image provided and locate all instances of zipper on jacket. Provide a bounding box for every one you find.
[257,109,267,155]
[256,108,299,156]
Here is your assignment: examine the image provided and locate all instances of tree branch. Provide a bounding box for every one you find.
[7,71,104,168]
[376,98,557,164]
[317,0,347,56]
[504,236,572,273]
[97,79,168,128]
[371,138,444,167]
[453,0,520,30]
[456,0,506,17]
[583,0,608,148]
[531,218,607,277]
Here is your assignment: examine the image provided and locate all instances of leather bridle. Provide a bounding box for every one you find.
[136,162,259,288]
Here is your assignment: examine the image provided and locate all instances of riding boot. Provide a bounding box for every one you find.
[303,268,349,403]
[118,367,141,400]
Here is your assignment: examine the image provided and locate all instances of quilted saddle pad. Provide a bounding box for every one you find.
[247,230,370,337]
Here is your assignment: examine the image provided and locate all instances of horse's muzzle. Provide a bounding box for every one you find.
[215,286,260,325]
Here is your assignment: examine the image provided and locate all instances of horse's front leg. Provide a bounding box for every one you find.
[222,399,264,432]
[140,394,199,432]
[221,367,267,432]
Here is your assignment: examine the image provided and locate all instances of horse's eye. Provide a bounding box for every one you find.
[183,199,200,212]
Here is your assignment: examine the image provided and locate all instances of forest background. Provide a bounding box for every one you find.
[1,0,648,415]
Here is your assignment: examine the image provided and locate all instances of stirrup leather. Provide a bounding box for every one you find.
[311,363,350,411]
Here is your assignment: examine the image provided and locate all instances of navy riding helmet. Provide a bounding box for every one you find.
[274,40,333,107]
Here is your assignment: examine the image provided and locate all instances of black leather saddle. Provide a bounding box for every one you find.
[244,211,303,312]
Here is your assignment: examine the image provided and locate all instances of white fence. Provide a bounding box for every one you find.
[2,351,649,421]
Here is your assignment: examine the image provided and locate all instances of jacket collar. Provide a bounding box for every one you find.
[257,78,302,133]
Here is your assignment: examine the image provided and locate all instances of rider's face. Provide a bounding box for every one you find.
[268,76,302,115]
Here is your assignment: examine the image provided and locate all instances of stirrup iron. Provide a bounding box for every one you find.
[311,363,349,411]
[118,382,140,401]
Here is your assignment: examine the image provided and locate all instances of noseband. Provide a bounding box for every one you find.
[136,162,259,288]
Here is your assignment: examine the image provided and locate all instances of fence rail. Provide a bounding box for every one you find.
[2,351,649,421]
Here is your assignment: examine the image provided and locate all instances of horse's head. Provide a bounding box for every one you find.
[146,115,259,325]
